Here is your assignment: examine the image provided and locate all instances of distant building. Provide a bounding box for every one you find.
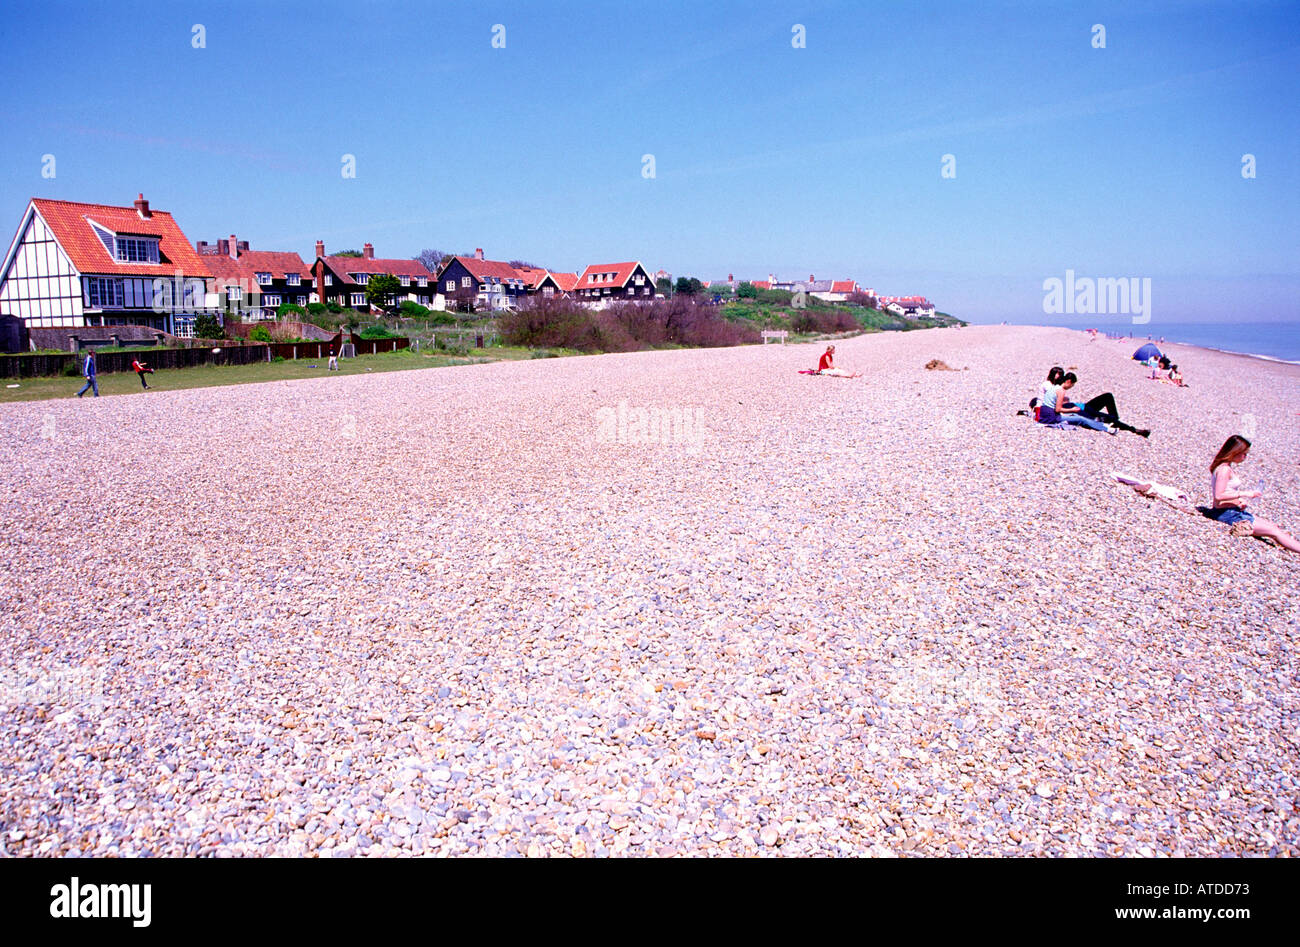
[312,242,434,311]
[435,249,529,311]
[197,234,313,320]
[574,261,655,305]
[0,194,211,336]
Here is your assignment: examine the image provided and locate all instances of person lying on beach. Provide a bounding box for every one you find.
[1207,435,1300,551]
[1042,373,1151,437]
[815,345,862,378]
[1168,364,1185,386]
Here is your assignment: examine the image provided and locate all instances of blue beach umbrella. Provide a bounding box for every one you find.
[1132,342,1162,361]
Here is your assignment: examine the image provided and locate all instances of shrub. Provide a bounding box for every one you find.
[430,311,456,325]
[248,325,273,342]
[306,302,328,316]
[277,302,306,318]
[359,325,397,339]
[193,313,224,340]
[399,300,431,318]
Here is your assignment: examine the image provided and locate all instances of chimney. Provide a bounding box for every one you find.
[768,273,775,285]
[728,273,733,281]
[229,235,238,259]
[809,274,815,283]
[475,248,484,261]
[134,193,151,218]
[363,243,374,260]
[315,240,325,259]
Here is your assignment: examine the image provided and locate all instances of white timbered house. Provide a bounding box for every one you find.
[0,194,212,337]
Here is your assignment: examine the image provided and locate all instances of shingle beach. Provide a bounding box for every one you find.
[2,325,1297,856]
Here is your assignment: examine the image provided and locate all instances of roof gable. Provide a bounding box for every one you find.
[29,198,210,277]
[575,261,645,289]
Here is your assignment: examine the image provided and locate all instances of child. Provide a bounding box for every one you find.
[328,347,338,371]
[131,357,154,389]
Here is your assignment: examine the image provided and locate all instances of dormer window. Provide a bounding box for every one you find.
[352,273,369,285]
[399,276,410,286]
[115,236,160,263]
[256,272,272,285]
[285,274,301,286]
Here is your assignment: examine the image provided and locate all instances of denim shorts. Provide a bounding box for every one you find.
[1208,507,1254,526]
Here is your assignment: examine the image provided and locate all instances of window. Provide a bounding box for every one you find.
[286,274,301,286]
[634,275,644,285]
[86,277,124,307]
[297,296,307,306]
[627,287,635,295]
[419,296,428,304]
[461,277,471,288]
[255,272,272,285]
[351,273,369,285]
[446,280,456,292]
[324,275,333,286]
[399,276,410,286]
[226,285,242,302]
[543,287,553,296]
[643,287,651,296]
[114,237,159,263]
[263,294,282,307]
[350,293,365,306]
[417,277,427,287]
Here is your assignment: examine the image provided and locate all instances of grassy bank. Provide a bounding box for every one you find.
[0,346,544,403]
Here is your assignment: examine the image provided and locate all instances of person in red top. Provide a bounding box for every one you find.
[816,345,861,378]
[131,357,154,389]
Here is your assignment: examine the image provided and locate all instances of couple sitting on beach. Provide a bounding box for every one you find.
[1031,366,1151,437]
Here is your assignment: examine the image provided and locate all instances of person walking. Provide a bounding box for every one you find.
[131,356,154,389]
[76,349,98,398]
[328,346,338,371]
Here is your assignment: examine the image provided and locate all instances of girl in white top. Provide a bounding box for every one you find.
[1209,435,1300,552]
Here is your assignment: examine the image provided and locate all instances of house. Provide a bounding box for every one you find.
[574,261,655,305]
[885,302,906,315]
[529,270,578,298]
[312,242,434,311]
[811,279,861,303]
[0,194,212,336]
[435,249,529,311]
[197,235,313,320]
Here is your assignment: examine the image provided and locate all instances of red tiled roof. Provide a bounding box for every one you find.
[322,255,433,283]
[751,281,771,290]
[514,266,549,288]
[204,250,312,289]
[30,197,210,277]
[540,271,578,292]
[443,255,525,284]
[575,262,644,290]
[830,280,857,294]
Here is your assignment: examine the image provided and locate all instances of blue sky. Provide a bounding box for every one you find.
[1,0,1296,324]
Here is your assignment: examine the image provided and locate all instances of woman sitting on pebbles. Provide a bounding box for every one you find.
[816,345,862,378]
[1208,435,1300,552]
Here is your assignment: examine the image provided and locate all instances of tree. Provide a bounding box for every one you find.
[365,273,402,311]
[448,286,478,314]
[675,277,704,296]
[332,249,362,258]
[415,249,446,273]
[736,281,758,299]
[655,277,673,297]
[193,313,224,340]
[847,290,878,308]
[508,260,543,270]
[277,301,306,318]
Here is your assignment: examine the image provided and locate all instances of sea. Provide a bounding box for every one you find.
[990,320,1300,364]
